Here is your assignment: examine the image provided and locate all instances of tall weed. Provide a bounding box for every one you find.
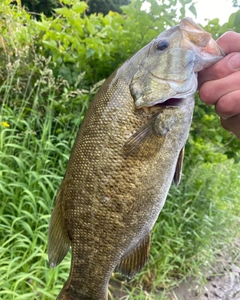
[0,53,90,299]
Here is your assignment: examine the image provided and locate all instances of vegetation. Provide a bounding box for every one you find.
[0,0,240,299]
[15,0,60,18]
[86,0,132,15]
[15,0,132,18]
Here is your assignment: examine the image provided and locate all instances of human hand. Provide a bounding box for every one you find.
[198,31,240,139]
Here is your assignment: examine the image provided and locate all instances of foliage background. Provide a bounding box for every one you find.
[0,0,240,299]
[14,0,132,18]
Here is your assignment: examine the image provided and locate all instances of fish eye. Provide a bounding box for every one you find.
[156,40,169,51]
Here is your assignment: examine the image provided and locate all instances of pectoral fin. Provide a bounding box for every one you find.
[48,188,71,268]
[123,117,162,159]
[173,147,184,186]
[116,233,151,279]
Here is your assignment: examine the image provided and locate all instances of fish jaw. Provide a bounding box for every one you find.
[129,17,224,109]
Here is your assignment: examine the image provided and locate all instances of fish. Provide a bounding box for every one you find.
[48,17,225,300]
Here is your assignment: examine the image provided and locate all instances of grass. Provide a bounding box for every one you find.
[1,39,240,300]
[0,58,74,299]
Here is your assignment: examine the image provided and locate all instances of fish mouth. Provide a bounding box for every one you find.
[150,97,185,109]
[155,98,183,107]
[141,98,185,115]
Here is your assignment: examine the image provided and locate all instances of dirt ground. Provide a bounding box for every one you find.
[167,239,240,300]
[110,239,240,300]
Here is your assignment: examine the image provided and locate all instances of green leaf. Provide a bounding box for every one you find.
[42,40,58,51]
[86,19,95,35]
[54,7,71,17]
[72,2,88,14]
[34,21,49,31]
[150,0,163,15]
[234,10,240,27]
[180,7,185,18]
[61,0,72,4]
[227,12,236,28]
[189,4,197,18]
[216,135,223,143]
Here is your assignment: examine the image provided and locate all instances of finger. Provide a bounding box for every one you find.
[217,31,240,54]
[220,115,240,140]
[215,90,240,119]
[198,52,240,86]
[199,70,240,105]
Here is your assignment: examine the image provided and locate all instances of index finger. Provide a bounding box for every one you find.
[198,31,240,87]
[198,52,240,86]
[217,31,240,54]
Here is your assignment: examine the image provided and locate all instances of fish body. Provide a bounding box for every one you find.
[48,18,224,300]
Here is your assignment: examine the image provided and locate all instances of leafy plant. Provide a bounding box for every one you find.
[14,0,61,19]
[86,0,131,15]
[35,0,197,85]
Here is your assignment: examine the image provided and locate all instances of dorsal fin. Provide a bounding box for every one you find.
[116,233,151,279]
[173,147,184,186]
[48,187,71,268]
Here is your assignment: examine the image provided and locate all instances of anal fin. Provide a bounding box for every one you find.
[48,188,71,268]
[116,233,151,279]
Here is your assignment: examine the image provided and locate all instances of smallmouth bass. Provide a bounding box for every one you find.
[48,18,224,300]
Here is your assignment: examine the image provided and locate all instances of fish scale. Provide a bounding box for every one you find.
[48,18,225,300]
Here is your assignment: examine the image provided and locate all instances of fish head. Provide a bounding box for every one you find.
[130,17,225,109]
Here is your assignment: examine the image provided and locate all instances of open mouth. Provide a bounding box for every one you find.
[156,98,183,107]
[150,98,184,109]
[141,98,183,115]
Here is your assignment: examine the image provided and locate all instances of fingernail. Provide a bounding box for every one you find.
[227,53,240,71]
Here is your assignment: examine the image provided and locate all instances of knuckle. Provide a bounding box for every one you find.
[217,98,234,115]
[216,92,240,117]
[198,83,215,104]
[210,61,226,78]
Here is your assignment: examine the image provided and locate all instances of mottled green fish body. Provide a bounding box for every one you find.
[48,18,224,300]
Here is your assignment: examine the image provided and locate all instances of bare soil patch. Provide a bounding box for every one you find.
[110,239,240,299]
[167,239,240,300]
